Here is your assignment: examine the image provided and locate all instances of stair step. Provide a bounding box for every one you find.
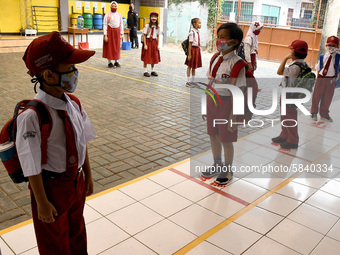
[0,46,28,53]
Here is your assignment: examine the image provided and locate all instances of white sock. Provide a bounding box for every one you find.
[108,60,112,64]
[144,68,147,73]
[151,67,155,72]
[192,76,195,82]
[187,76,191,82]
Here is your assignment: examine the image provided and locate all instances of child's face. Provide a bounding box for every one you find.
[150,15,157,23]
[195,20,201,29]
[217,29,237,53]
[111,3,117,8]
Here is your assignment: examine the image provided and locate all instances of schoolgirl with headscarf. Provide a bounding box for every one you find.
[103,1,124,68]
[243,21,263,73]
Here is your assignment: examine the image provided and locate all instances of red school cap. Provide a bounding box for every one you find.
[23,31,95,76]
[326,36,339,47]
[288,40,308,54]
[150,11,159,17]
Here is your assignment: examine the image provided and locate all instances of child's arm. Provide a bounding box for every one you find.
[157,34,160,50]
[188,41,193,61]
[83,146,93,196]
[277,53,293,75]
[143,33,147,50]
[103,14,108,42]
[28,174,58,223]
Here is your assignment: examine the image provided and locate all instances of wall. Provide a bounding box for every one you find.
[0,0,21,33]
[167,1,208,46]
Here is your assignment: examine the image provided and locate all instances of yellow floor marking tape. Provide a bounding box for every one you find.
[174,142,340,254]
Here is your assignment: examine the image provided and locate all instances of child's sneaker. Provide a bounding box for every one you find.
[321,116,333,122]
[215,165,233,185]
[201,163,223,178]
[144,72,151,77]
[311,113,317,121]
[186,82,191,87]
[280,141,298,149]
[272,136,286,143]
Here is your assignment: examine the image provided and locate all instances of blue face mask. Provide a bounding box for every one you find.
[216,39,234,52]
[52,68,79,93]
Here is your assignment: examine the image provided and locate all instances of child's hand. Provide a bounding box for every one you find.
[144,45,148,50]
[188,54,192,61]
[248,62,252,70]
[286,52,294,60]
[104,35,108,43]
[85,176,94,196]
[37,201,58,223]
[202,115,207,121]
[120,34,123,40]
[157,46,160,51]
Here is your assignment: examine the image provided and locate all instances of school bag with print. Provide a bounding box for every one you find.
[286,62,316,103]
[0,94,82,183]
[319,52,340,88]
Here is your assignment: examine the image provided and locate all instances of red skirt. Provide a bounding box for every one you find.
[103,26,121,60]
[141,38,161,64]
[185,46,202,69]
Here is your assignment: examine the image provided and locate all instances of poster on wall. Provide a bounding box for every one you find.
[85,2,90,11]
[76,1,81,10]
[93,2,98,11]
[101,3,106,12]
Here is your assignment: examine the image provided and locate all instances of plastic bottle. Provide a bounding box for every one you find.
[77,16,84,29]
[122,17,127,29]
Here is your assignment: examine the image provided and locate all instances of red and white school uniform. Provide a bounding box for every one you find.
[141,23,161,64]
[244,22,263,74]
[103,11,124,61]
[16,89,96,255]
[206,51,246,143]
[185,28,202,69]
[279,59,305,145]
[311,52,338,118]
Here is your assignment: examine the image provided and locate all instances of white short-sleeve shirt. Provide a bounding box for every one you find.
[16,89,96,177]
[188,28,200,47]
[207,51,247,96]
[143,24,161,39]
[281,59,305,88]
[315,52,338,77]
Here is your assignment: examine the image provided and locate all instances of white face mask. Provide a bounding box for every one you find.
[327,46,337,54]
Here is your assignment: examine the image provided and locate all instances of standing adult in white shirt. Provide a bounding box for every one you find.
[103,1,124,68]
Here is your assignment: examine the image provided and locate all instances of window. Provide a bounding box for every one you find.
[261,4,281,24]
[221,1,254,22]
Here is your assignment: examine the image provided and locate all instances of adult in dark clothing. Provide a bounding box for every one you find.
[127,3,139,49]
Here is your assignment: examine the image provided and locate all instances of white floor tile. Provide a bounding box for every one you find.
[257,193,301,216]
[19,247,39,255]
[186,241,232,255]
[310,236,340,255]
[134,219,196,255]
[234,139,260,152]
[276,181,317,201]
[106,202,164,235]
[267,219,324,254]
[169,204,225,236]
[147,170,186,188]
[197,193,245,218]
[236,152,273,167]
[1,223,36,254]
[99,237,157,255]
[207,222,262,254]
[327,220,340,242]
[119,178,165,201]
[0,237,15,255]
[193,152,213,166]
[140,189,192,217]
[320,179,340,198]
[292,172,329,189]
[243,172,285,190]
[243,236,300,255]
[235,207,283,235]
[248,144,282,160]
[86,217,129,255]
[169,179,214,202]
[306,190,340,217]
[172,161,190,175]
[86,190,136,216]
[84,204,102,225]
[221,179,268,203]
[288,203,339,235]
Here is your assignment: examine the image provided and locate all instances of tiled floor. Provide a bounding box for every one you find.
[1,102,340,254]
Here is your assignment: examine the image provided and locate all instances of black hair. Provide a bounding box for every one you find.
[191,18,200,27]
[217,22,243,50]
[149,14,159,29]
[294,52,307,59]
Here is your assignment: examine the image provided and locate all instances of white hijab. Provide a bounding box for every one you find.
[245,21,263,51]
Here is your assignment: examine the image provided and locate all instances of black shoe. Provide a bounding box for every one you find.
[321,116,333,122]
[108,62,114,68]
[114,62,121,67]
[151,71,158,76]
[272,136,286,143]
[215,165,233,185]
[280,141,298,149]
[144,72,151,77]
[311,113,317,121]
[201,163,223,178]
[186,82,191,87]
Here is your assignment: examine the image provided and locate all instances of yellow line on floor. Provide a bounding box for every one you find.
[92,56,186,79]
[0,158,190,236]
[174,142,340,254]
[78,64,194,96]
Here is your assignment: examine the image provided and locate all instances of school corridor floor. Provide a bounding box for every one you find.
[1,45,340,254]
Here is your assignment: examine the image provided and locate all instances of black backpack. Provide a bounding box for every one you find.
[181,30,195,55]
[237,41,245,60]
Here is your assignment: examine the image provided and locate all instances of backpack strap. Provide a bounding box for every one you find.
[319,54,324,71]
[209,52,221,75]
[335,53,340,78]
[20,100,52,165]
[230,60,248,83]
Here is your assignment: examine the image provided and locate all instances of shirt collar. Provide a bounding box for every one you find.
[222,51,235,60]
[35,88,67,111]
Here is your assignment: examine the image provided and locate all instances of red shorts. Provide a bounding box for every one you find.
[206,95,238,143]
